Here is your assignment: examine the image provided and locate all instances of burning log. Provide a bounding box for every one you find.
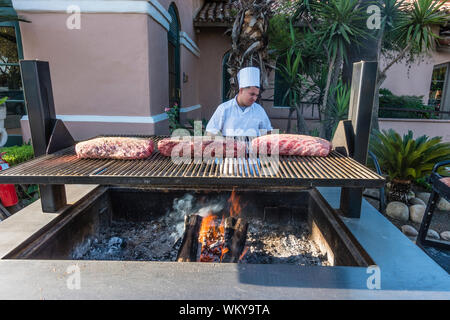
[176,214,249,263]
[176,214,202,262]
[221,217,236,262]
[222,218,248,263]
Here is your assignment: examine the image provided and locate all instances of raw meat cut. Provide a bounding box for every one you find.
[251,134,332,157]
[75,137,154,159]
[157,136,246,158]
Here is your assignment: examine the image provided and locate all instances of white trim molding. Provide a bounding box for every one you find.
[12,0,172,31]
[180,104,201,113]
[21,113,168,124]
[179,31,200,58]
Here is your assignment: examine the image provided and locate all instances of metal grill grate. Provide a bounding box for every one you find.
[0,136,385,188]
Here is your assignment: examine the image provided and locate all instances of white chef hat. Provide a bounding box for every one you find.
[237,67,260,89]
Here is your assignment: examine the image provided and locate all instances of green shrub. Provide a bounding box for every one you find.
[370,129,450,201]
[0,144,34,166]
[370,129,450,183]
[378,89,436,119]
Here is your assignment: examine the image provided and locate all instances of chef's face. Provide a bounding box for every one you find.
[238,87,260,106]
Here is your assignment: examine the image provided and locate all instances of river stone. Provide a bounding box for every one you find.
[409,197,426,206]
[416,192,431,204]
[440,231,450,241]
[409,205,426,223]
[427,229,440,240]
[407,191,415,200]
[437,197,450,212]
[407,236,417,244]
[401,225,418,237]
[386,202,409,221]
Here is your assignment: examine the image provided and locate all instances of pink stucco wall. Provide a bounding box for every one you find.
[379,118,450,142]
[18,13,152,117]
[16,1,205,141]
[196,28,231,120]
[381,50,450,102]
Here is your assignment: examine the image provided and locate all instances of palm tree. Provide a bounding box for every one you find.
[227,0,275,98]
[311,0,369,139]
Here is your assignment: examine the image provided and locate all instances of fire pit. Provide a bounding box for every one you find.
[4,186,373,267]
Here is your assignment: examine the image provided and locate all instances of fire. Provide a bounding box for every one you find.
[198,213,224,262]
[228,189,242,217]
[197,190,245,263]
[239,246,249,261]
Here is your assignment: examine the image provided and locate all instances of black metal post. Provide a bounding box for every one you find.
[20,60,67,213]
[339,61,378,218]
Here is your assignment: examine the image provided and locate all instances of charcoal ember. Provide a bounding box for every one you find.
[251,134,332,157]
[75,137,154,159]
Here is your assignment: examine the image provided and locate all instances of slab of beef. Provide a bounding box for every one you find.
[157,136,246,158]
[251,134,332,157]
[75,137,154,160]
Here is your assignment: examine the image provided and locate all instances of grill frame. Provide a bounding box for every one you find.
[0,136,385,188]
[17,60,382,217]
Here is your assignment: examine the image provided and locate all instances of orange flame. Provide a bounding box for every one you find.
[228,189,242,217]
[220,247,229,262]
[197,189,247,263]
[239,246,249,262]
[198,213,218,242]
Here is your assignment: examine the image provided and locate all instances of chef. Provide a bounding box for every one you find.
[206,67,273,137]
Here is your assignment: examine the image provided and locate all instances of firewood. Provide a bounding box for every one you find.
[176,214,202,262]
[229,218,249,263]
[221,216,236,262]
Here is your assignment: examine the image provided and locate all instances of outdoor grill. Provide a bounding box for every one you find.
[0,137,383,188]
[0,60,385,269]
[0,60,384,218]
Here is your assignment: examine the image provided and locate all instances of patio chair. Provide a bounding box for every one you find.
[417,160,450,251]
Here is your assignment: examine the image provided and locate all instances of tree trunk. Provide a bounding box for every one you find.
[228,0,274,98]
[286,107,294,133]
[319,51,337,138]
[295,104,308,134]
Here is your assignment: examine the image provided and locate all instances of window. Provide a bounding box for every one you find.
[0,18,25,145]
[273,58,289,107]
[427,63,448,111]
[222,51,230,102]
[168,3,181,111]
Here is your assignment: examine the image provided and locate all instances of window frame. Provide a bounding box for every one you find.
[0,20,25,105]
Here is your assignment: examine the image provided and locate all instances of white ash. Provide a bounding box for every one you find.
[240,218,330,266]
[72,194,329,266]
[73,193,227,261]
[73,219,182,261]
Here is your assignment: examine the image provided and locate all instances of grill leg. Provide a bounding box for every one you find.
[39,185,67,213]
[336,61,378,219]
[340,188,363,218]
[20,60,68,213]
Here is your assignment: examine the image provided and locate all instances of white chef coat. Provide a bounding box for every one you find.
[206,97,273,137]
